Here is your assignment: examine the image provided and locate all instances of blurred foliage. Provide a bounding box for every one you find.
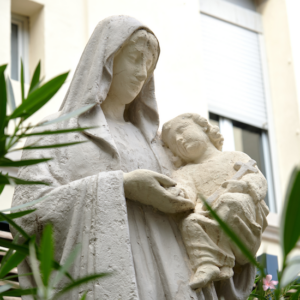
[0,62,107,299]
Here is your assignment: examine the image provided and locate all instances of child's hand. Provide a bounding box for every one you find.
[221,180,249,194]
[166,186,187,198]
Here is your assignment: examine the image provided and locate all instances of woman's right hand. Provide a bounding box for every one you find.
[123,169,195,214]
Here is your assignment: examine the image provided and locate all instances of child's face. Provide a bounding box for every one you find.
[166,118,209,162]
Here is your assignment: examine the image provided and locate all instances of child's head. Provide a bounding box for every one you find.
[162,113,224,164]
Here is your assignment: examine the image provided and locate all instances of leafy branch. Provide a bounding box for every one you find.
[0,61,106,299]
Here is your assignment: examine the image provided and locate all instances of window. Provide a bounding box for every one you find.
[10,14,29,82]
[200,12,266,129]
[223,0,256,11]
[200,0,278,213]
[209,113,276,212]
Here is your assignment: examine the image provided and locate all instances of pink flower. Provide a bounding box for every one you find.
[263,274,278,291]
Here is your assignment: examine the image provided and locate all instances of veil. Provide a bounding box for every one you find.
[59,15,161,145]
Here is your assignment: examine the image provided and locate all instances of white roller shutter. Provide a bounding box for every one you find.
[201,13,268,129]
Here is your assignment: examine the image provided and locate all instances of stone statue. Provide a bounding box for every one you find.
[12,16,268,300]
[161,113,269,291]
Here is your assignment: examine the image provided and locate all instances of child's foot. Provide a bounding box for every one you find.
[189,264,220,290]
[217,266,234,281]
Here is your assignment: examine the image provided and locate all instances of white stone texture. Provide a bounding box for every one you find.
[162,113,269,294]
[12,16,265,300]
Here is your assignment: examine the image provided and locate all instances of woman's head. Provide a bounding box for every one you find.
[162,113,224,163]
[107,29,159,105]
[61,16,161,143]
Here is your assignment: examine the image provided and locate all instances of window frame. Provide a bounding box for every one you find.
[11,13,29,83]
[199,0,262,33]
[258,34,282,214]
[210,113,276,212]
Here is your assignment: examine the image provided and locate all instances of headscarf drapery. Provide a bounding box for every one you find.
[59,15,160,144]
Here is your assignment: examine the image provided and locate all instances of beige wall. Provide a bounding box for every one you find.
[0,0,11,67]
[253,0,300,265]
[258,0,300,205]
[286,0,300,132]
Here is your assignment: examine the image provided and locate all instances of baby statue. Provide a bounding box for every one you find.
[161,113,269,290]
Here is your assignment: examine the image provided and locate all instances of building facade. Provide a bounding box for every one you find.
[1,0,300,268]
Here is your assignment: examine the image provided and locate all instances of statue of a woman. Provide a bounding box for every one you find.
[12,16,259,300]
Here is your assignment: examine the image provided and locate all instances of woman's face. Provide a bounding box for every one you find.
[108,30,158,105]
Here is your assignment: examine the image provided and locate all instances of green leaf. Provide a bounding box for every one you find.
[1,195,47,212]
[10,177,49,185]
[29,241,44,289]
[0,174,9,185]
[3,272,33,281]
[10,71,69,120]
[17,141,85,150]
[1,234,19,271]
[201,196,263,272]
[281,256,300,287]
[0,250,27,278]
[0,288,37,296]
[281,168,300,258]
[51,260,74,283]
[38,103,95,126]
[52,244,81,286]
[2,209,36,220]
[28,61,40,96]
[19,127,96,137]
[0,65,7,75]
[248,294,267,300]
[17,239,75,286]
[0,240,29,255]
[80,291,87,300]
[0,173,48,186]
[0,212,30,239]
[20,59,25,102]
[290,287,300,300]
[0,185,4,195]
[53,273,109,300]
[0,65,7,157]
[40,224,54,286]
[0,157,51,167]
[6,77,16,112]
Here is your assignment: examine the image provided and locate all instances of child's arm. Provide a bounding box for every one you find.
[220,173,267,204]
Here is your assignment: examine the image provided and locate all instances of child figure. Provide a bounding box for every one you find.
[161,113,269,290]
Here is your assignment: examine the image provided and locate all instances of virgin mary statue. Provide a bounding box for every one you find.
[12,16,256,300]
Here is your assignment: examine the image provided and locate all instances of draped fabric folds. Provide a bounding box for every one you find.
[12,16,257,300]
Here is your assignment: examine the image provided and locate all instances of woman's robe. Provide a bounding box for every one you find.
[12,15,260,300]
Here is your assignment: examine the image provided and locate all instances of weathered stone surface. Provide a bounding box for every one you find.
[162,113,269,292]
[12,16,267,300]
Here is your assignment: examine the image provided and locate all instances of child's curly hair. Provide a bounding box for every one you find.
[162,113,224,151]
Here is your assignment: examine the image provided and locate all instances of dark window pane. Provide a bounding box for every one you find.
[234,125,262,171]
[209,112,220,128]
[232,121,271,208]
[232,120,263,171]
[11,23,18,80]
[209,113,273,209]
